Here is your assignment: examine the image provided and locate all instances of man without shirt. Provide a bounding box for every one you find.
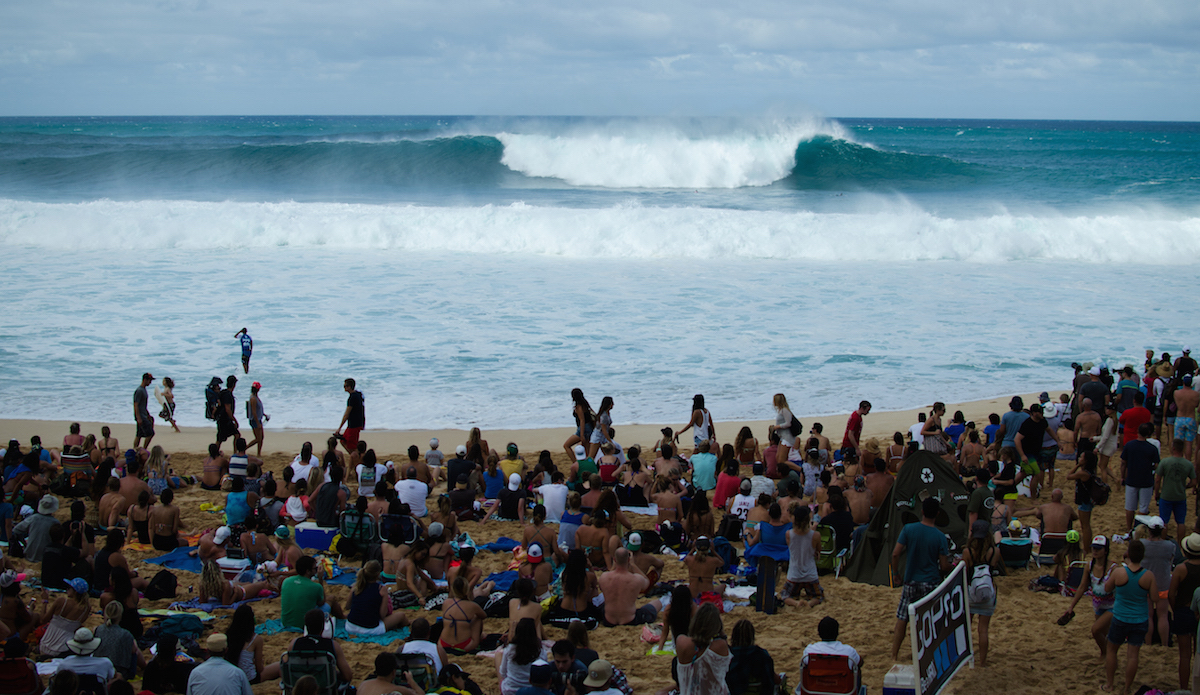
[1014,489,1078,538]
[597,548,663,626]
[1073,398,1102,462]
[890,497,950,661]
[1173,375,1200,462]
[357,653,422,695]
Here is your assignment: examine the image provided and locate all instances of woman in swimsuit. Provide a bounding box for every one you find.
[1062,536,1118,660]
[63,423,84,451]
[98,426,119,462]
[522,504,565,564]
[239,515,278,566]
[154,377,181,433]
[380,525,409,583]
[126,490,152,545]
[734,426,759,465]
[684,491,715,543]
[506,578,544,641]
[439,576,486,652]
[887,432,906,474]
[445,547,495,598]
[616,451,652,507]
[82,434,100,466]
[198,560,273,606]
[563,388,596,461]
[548,549,601,624]
[201,443,227,490]
[574,509,614,569]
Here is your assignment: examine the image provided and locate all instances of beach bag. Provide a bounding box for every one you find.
[788,415,803,438]
[716,515,743,542]
[968,563,995,604]
[1090,477,1111,506]
[658,522,685,552]
[144,569,178,600]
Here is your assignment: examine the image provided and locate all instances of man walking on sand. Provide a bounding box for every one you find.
[235,328,253,374]
[336,378,365,453]
[890,496,950,661]
[842,401,871,460]
[1173,375,1199,462]
[134,372,155,449]
[215,376,239,444]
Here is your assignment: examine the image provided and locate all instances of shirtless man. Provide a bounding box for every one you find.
[651,477,683,527]
[596,548,664,626]
[864,459,894,510]
[958,430,987,472]
[654,444,681,479]
[396,542,436,599]
[683,537,727,598]
[518,543,555,599]
[1073,398,1102,464]
[575,510,616,569]
[118,457,155,513]
[844,478,873,526]
[626,532,665,592]
[357,653,422,695]
[810,423,833,457]
[424,522,453,580]
[1013,488,1079,537]
[197,526,231,562]
[98,478,126,529]
[366,482,391,520]
[1173,374,1200,461]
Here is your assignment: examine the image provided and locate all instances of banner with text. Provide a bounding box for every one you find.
[908,561,973,695]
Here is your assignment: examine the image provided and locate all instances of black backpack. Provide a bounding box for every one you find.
[788,415,803,437]
[1090,477,1111,506]
[144,569,179,600]
[204,381,221,420]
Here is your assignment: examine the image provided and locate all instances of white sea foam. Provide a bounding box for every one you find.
[2,198,1198,263]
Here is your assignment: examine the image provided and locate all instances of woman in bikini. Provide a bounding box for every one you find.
[887,432,906,474]
[505,578,544,641]
[684,490,715,543]
[734,426,760,465]
[547,549,601,625]
[126,490,152,545]
[445,547,495,598]
[98,426,119,462]
[273,526,303,574]
[201,443,227,490]
[380,524,409,584]
[62,423,84,451]
[522,504,565,564]
[150,488,185,551]
[439,576,486,652]
[574,509,614,569]
[198,560,273,606]
[238,514,278,566]
[428,495,459,539]
[616,449,652,507]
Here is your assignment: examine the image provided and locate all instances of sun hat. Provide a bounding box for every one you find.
[626,532,643,551]
[1182,534,1200,557]
[1066,530,1080,544]
[573,444,587,460]
[970,520,990,539]
[1157,363,1175,377]
[508,473,522,491]
[37,496,59,515]
[67,628,102,655]
[527,543,544,563]
[456,445,467,456]
[214,526,231,544]
[584,660,614,688]
[1092,535,1109,548]
[65,578,89,594]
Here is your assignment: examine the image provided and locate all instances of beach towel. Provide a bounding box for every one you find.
[140,608,217,621]
[621,504,660,516]
[477,537,521,553]
[168,592,276,612]
[145,546,203,574]
[127,530,206,553]
[484,571,519,593]
[254,618,410,646]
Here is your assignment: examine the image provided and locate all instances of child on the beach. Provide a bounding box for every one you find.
[283,478,309,524]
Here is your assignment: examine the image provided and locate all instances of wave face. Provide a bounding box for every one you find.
[3,197,1198,263]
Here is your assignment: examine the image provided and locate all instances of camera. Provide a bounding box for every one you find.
[552,669,587,691]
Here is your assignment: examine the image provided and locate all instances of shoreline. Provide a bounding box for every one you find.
[1,390,1062,456]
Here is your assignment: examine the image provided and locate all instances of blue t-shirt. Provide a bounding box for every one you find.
[690,452,718,491]
[943,423,965,445]
[983,424,1000,445]
[483,470,506,499]
[999,411,1029,449]
[240,333,253,355]
[897,521,948,584]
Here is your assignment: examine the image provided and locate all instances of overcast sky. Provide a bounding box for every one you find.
[2,0,1197,119]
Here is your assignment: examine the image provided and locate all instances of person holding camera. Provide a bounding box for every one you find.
[355,652,422,695]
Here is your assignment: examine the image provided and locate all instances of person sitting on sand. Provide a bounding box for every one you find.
[198,560,274,606]
[356,652,423,695]
[627,532,664,591]
[597,548,664,627]
[98,478,126,530]
[518,543,555,600]
[342,561,409,636]
[196,526,231,562]
[273,525,303,573]
[684,536,727,601]
[522,504,565,564]
[684,491,715,543]
[575,509,616,569]
[506,577,545,642]
[392,541,436,608]
[445,546,494,598]
[782,506,823,609]
[439,576,487,652]
[201,443,228,491]
[280,556,343,629]
[149,488,186,552]
[238,513,277,566]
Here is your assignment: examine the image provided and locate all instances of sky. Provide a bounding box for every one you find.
[2,0,1198,120]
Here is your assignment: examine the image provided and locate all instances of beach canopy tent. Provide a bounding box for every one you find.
[843,451,971,586]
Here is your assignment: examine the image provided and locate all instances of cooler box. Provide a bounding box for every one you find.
[883,664,916,695]
[295,522,338,551]
[216,557,250,581]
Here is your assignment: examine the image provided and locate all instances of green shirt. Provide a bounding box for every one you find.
[281,575,325,628]
[967,485,994,519]
[1157,456,1196,501]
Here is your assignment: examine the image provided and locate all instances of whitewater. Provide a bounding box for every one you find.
[1,115,1198,431]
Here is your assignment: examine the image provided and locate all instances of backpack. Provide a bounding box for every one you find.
[144,569,179,600]
[204,382,220,420]
[712,536,739,574]
[968,562,995,605]
[788,415,803,438]
[1090,477,1111,506]
[158,613,204,641]
[658,522,686,552]
[716,514,743,542]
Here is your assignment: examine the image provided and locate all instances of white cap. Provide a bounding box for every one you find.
[1185,346,1192,354]
[508,473,522,491]
[214,526,231,544]
[456,445,467,456]
[430,438,439,448]
[1088,366,1101,376]
[573,444,587,460]
[1146,516,1165,529]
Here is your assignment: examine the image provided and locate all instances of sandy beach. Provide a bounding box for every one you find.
[1,389,1184,695]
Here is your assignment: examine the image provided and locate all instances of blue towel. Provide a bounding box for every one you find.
[255,618,410,645]
[485,570,519,592]
[145,546,203,574]
[743,543,791,563]
[328,568,357,586]
[168,594,276,612]
[477,537,521,553]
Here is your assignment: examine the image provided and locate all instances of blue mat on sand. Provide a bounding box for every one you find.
[485,571,518,592]
[145,546,203,574]
[169,594,276,612]
[255,618,409,645]
[477,537,521,553]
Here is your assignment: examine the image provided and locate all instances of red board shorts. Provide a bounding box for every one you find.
[342,427,363,449]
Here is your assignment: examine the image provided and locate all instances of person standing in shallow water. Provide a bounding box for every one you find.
[235,328,253,374]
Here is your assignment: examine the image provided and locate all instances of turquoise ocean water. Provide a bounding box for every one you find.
[1,116,1197,430]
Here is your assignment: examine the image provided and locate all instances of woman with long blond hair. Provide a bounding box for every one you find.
[198,560,273,606]
[344,560,408,635]
[676,602,731,695]
[39,577,91,657]
[770,394,797,464]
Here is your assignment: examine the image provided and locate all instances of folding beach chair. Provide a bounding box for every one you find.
[999,537,1034,570]
[280,650,337,695]
[797,653,863,695]
[815,526,848,578]
[1035,532,1067,567]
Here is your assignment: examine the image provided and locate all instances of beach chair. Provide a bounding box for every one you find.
[999,538,1034,570]
[378,514,417,544]
[337,509,377,561]
[1035,533,1067,567]
[797,653,863,695]
[280,650,338,695]
[0,657,42,695]
[815,526,848,578]
[392,653,437,692]
[1062,560,1088,596]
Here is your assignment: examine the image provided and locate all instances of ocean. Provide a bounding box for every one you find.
[1,115,1198,432]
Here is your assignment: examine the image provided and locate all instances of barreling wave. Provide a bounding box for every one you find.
[784,136,982,189]
[3,197,1198,263]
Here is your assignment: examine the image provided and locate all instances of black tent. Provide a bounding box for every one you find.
[843,450,971,586]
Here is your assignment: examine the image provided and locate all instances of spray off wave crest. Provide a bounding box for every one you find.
[3,198,1198,263]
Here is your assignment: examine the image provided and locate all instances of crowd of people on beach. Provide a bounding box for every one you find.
[1,341,1199,695]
